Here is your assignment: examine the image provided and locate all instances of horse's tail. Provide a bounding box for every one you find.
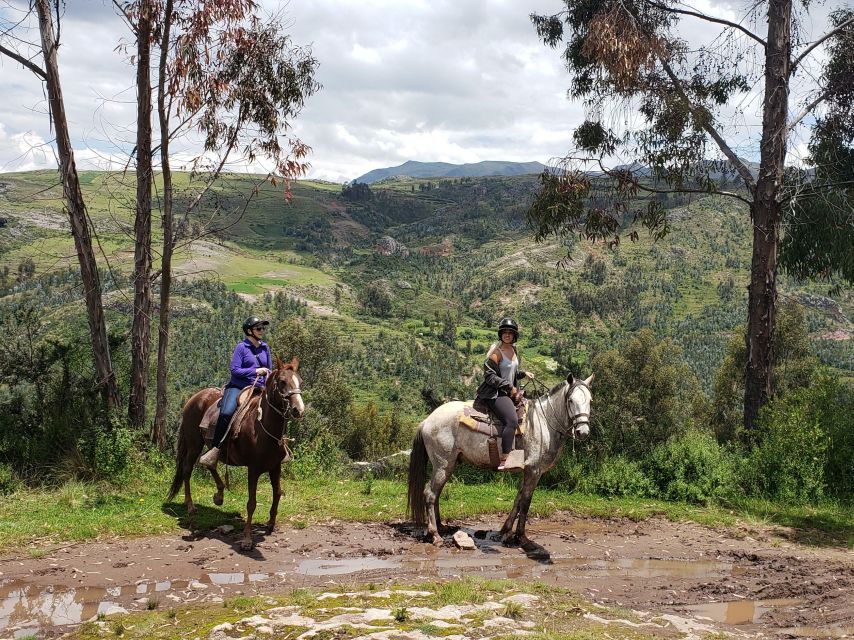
[407,426,428,527]
[166,428,188,502]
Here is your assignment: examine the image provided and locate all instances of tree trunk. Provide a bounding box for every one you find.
[743,0,792,432]
[129,1,154,430]
[34,0,121,410]
[151,0,174,449]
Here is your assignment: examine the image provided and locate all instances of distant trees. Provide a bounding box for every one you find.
[342,182,373,202]
[528,1,854,431]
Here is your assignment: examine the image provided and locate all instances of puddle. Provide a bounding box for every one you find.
[686,598,802,624]
[0,584,125,635]
[297,558,400,576]
[0,573,278,637]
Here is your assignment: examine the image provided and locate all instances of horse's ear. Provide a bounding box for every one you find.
[289,356,299,371]
[275,354,284,369]
[567,374,575,385]
[584,373,594,387]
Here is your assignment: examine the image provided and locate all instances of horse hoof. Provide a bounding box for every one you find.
[213,493,224,506]
[187,504,197,515]
[265,524,275,535]
[432,536,443,547]
[240,539,254,551]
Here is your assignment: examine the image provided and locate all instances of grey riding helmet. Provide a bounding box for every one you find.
[497,317,519,341]
[242,316,270,335]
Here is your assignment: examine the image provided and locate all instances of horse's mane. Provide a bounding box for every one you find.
[548,381,567,396]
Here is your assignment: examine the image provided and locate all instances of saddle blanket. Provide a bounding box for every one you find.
[458,400,526,437]
[200,386,262,444]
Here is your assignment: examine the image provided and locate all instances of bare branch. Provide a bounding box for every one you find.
[0,43,47,78]
[111,0,138,35]
[640,0,766,48]
[791,14,854,73]
[787,86,836,134]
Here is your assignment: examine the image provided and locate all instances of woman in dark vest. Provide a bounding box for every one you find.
[475,317,534,471]
[198,316,273,469]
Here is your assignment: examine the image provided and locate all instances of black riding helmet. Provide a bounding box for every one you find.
[497,317,519,342]
[242,315,270,335]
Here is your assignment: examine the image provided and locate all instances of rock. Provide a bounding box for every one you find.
[216,524,235,534]
[189,580,208,589]
[453,531,476,550]
[500,594,540,606]
[396,280,413,289]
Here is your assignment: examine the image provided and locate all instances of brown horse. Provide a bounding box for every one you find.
[167,355,305,550]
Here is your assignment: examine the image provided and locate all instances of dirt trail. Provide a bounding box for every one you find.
[2,513,853,639]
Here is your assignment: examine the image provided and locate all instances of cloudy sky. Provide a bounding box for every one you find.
[0,0,839,182]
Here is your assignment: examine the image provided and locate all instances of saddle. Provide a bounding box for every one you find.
[200,385,262,446]
[458,398,528,468]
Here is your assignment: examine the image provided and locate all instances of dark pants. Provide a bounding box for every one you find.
[487,394,518,454]
[211,386,241,448]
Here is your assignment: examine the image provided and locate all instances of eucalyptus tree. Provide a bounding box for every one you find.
[138,0,321,446]
[528,1,854,431]
[0,0,121,410]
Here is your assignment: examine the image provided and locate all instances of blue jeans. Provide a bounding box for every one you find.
[211,386,242,448]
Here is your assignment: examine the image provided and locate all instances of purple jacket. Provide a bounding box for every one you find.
[227,338,272,389]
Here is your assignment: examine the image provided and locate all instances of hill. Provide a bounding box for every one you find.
[1,169,852,421]
[353,160,546,184]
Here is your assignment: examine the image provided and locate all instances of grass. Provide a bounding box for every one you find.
[65,577,667,640]
[3,463,854,551]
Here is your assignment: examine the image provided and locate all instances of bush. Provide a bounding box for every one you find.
[590,329,701,459]
[0,462,21,495]
[287,411,345,478]
[582,456,653,498]
[740,391,829,504]
[644,430,735,504]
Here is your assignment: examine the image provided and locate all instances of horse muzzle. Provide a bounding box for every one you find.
[573,424,590,441]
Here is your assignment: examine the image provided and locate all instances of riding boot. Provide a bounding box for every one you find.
[199,411,230,469]
[198,446,219,469]
[497,448,525,472]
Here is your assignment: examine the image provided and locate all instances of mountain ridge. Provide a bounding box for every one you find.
[354,159,546,184]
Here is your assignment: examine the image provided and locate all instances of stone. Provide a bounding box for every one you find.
[452,531,476,550]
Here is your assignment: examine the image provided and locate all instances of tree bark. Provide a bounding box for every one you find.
[151,0,174,449]
[743,0,792,432]
[34,0,121,410]
[129,0,154,430]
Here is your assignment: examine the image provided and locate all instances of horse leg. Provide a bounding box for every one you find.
[266,463,283,534]
[425,459,455,546]
[500,468,541,544]
[209,463,226,506]
[512,470,543,547]
[185,439,202,516]
[241,469,260,551]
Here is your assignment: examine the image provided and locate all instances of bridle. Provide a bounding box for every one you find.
[526,378,591,440]
[262,369,303,421]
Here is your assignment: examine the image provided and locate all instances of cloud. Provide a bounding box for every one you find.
[0,0,841,183]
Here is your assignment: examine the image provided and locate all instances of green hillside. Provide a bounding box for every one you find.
[1,169,852,420]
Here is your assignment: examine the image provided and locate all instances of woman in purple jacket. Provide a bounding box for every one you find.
[198,315,273,469]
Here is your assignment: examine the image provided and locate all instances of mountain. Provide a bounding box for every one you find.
[354,160,546,184]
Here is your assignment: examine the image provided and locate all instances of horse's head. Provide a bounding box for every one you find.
[566,373,594,440]
[270,355,305,419]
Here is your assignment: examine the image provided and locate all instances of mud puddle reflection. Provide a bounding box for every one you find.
[0,573,276,638]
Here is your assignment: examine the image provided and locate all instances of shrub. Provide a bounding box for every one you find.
[0,462,21,495]
[740,392,829,504]
[581,456,653,498]
[590,329,701,459]
[644,430,735,504]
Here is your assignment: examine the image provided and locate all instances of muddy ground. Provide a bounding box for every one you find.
[2,512,853,639]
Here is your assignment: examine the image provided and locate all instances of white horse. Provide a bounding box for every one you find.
[407,374,593,550]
